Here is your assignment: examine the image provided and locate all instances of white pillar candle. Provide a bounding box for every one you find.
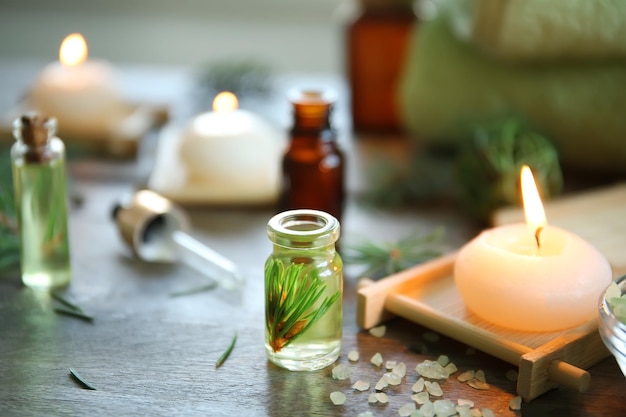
[29,33,123,135]
[178,91,284,202]
[454,166,612,332]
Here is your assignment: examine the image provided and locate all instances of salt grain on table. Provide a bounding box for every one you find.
[457,370,475,382]
[425,381,443,397]
[419,401,435,417]
[412,377,425,393]
[370,352,383,367]
[436,355,450,366]
[482,408,496,417]
[375,392,389,404]
[329,391,346,405]
[357,412,374,417]
[352,380,370,392]
[398,402,416,416]
[368,393,378,403]
[375,375,388,391]
[331,364,351,380]
[467,379,490,390]
[474,370,486,382]
[385,372,402,386]
[457,399,474,408]
[348,350,360,362]
[392,362,407,377]
[412,391,429,404]
[509,396,522,410]
[385,360,397,369]
[434,399,456,417]
[416,360,449,379]
[369,325,386,337]
[444,362,457,375]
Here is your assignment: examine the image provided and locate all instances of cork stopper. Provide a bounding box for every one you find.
[288,90,336,130]
[13,112,57,148]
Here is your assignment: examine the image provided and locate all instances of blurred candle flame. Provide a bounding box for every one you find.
[213,92,238,113]
[59,33,88,67]
[521,165,547,236]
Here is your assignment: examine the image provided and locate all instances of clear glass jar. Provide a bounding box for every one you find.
[265,209,343,371]
[11,114,71,289]
[599,274,626,377]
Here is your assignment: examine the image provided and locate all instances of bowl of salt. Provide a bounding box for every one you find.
[599,274,626,377]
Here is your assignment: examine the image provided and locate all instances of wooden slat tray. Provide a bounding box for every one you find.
[357,252,611,401]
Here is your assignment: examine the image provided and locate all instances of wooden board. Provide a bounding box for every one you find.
[356,254,611,401]
[493,182,626,276]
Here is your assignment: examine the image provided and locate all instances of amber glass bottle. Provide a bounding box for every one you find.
[279,91,345,223]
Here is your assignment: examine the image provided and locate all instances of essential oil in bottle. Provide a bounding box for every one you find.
[11,113,71,289]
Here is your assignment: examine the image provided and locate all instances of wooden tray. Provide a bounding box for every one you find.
[357,252,611,401]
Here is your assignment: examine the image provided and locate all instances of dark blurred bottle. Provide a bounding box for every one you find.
[346,0,417,132]
[279,90,345,223]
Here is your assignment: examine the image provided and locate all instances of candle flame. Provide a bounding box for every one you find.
[521,165,547,236]
[59,33,88,67]
[213,92,238,113]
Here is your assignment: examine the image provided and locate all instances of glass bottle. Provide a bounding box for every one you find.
[265,209,343,371]
[11,113,71,289]
[279,90,345,224]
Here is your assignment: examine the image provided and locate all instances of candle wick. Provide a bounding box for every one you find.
[535,227,543,249]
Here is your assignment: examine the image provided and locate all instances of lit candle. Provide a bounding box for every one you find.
[177,91,284,202]
[454,165,612,332]
[29,33,123,135]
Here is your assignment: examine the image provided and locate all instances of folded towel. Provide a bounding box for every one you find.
[398,13,626,173]
[450,0,626,61]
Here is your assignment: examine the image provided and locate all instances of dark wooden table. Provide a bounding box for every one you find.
[0,62,624,417]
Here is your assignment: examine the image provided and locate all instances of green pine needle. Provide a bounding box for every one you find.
[69,368,97,390]
[343,227,445,279]
[265,259,340,352]
[215,331,238,368]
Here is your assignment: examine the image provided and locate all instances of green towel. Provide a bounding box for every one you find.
[399,14,626,173]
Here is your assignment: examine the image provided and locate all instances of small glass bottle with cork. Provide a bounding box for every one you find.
[11,113,71,289]
[279,90,345,224]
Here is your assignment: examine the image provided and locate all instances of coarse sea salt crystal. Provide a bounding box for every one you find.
[457,370,475,382]
[371,352,384,367]
[457,399,474,408]
[412,377,425,393]
[416,360,448,379]
[385,372,402,386]
[412,391,429,405]
[353,380,371,391]
[358,412,375,417]
[369,325,386,337]
[436,355,449,367]
[330,391,346,405]
[348,350,360,362]
[375,375,389,391]
[385,360,397,369]
[332,364,351,380]
[444,362,457,376]
[467,379,490,390]
[424,381,443,397]
[375,392,389,404]
[399,402,417,416]
[368,393,378,404]
[434,399,456,417]
[474,370,486,382]
[392,362,407,378]
[419,401,435,417]
[509,396,522,410]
